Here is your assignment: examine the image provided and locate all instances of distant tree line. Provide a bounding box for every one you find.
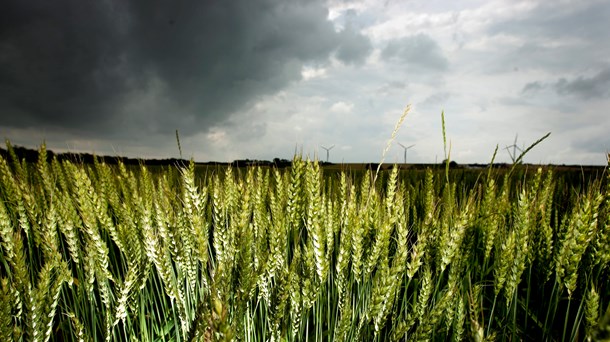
[1,145,602,170]
[0,145,298,168]
[0,145,190,166]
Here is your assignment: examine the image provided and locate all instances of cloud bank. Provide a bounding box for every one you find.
[1,0,608,164]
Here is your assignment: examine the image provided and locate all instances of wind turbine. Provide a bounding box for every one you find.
[321,145,335,163]
[504,134,523,164]
[398,143,415,164]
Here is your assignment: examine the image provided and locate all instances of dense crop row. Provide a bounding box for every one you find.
[0,143,608,341]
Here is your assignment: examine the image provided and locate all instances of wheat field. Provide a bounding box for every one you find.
[0,142,608,341]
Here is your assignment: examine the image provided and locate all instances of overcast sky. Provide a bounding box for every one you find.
[1,0,609,164]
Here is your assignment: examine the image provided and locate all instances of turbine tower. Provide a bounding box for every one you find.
[398,143,415,164]
[321,145,335,163]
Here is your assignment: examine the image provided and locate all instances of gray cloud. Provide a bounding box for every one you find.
[521,81,544,95]
[520,68,610,100]
[571,133,610,154]
[488,1,610,42]
[0,0,350,139]
[418,92,450,109]
[484,2,610,74]
[554,68,610,99]
[381,34,449,71]
[335,25,373,65]
[376,80,406,95]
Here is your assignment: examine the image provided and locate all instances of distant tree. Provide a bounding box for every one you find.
[273,158,291,168]
[441,159,459,168]
[366,163,380,171]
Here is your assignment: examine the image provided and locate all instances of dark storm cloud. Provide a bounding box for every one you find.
[0,0,349,138]
[0,1,132,132]
[554,68,610,99]
[381,34,448,71]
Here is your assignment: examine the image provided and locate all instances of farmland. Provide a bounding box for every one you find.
[0,143,608,341]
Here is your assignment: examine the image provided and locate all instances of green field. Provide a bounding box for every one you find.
[0,143,608,341]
